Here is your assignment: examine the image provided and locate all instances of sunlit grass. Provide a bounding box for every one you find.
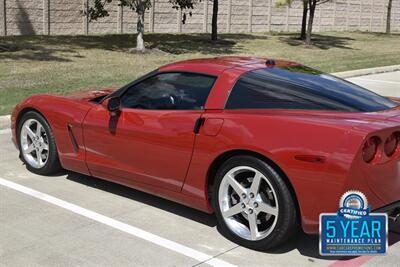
[0,31,399,115]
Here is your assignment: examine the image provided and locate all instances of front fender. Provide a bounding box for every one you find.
[12,94,95,175]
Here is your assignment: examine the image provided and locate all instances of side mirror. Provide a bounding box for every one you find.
[106,96,121,116]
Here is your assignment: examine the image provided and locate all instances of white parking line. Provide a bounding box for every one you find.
[0,177,236,267]
[350,78,400,85]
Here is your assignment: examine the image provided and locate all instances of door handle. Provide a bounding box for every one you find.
[193,118,205,134]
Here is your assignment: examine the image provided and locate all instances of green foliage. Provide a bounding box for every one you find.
[85,0,197,21]
[119,0,152,11]
[275,0,293,7]
[86,0,112,21]
[170,0,199,23]
[170,0,197,10]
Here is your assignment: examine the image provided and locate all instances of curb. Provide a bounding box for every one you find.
[0,115,10,130]
[333,65,400,79]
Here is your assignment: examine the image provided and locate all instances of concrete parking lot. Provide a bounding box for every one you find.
[0,72,399,267]
[347,71,400,97]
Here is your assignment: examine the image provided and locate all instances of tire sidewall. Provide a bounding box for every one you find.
[212,155,297,251]
[18,111,61,175]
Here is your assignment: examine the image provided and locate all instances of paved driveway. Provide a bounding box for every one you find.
[347,71,400,97]
[0,72,399,267]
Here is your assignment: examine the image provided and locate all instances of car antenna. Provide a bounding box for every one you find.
[266,59,275,66]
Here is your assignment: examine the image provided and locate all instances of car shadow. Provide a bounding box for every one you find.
[64,170,400,260]
[65,171,217,227]
[263,226,399,261]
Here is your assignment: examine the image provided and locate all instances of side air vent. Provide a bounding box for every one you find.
[67,124,79,153]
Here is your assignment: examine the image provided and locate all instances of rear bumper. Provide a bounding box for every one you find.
[303,200,400,234]
[346,143,400,214]
[301,159,399,234]
[362,161,400,206]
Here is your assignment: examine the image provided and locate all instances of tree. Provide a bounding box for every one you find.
[85,0,196,51]
[211,0,218,41]
[300,0,308,40]
[276,0,308,40]
[386,0,393,34]
[194,0,218,41]
[305,0,331,45]
[277,0,331,44]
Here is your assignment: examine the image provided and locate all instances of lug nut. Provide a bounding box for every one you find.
[248,208,253,214]
[241,193,246,199]
[241,203,246,209]
[253,202,259,208]
[249,193,254,198]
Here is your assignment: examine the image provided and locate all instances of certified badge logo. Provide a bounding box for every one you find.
[319,190,388,256]
[339,191,369,219]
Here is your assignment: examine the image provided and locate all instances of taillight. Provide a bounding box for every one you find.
[384,132,399,157]
[362,136,380,163]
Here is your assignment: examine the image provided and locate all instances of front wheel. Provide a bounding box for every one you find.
[212,155,298,250]
[18,111,62,175]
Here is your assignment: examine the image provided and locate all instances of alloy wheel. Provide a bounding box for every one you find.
[20,119,49,169]
[218,166,279,241]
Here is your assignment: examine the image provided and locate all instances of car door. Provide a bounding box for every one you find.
[83,72,216,192]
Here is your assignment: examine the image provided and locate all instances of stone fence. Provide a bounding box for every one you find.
[1,0,399,36]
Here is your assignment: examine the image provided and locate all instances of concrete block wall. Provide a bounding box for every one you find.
[5,0,45,35]
[50,0,82,35]
[1,0,399,36]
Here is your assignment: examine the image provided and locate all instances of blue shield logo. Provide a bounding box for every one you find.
[319,191,388,255]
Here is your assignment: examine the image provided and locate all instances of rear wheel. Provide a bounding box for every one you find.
[212,155,298,250]
[18,111,62,175]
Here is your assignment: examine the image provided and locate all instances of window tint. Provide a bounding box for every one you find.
[122,72,216,110]
[226,67,397,112]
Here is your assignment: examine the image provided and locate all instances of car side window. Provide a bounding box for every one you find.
[225,68,397,112]
[225,73,341,111]
[121,72,216,110]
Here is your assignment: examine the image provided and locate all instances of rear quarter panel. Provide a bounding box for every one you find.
[183,110,375,233]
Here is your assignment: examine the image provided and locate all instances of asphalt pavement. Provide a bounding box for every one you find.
[0,71,399,267]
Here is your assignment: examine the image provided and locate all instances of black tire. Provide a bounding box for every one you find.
[212,155,298,251]
[17,111,62,175]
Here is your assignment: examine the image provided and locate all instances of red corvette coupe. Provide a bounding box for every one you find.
[11,57,400,250]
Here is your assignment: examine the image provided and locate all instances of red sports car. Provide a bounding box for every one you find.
[11,57,400,250]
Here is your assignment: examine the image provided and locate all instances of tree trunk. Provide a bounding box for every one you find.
[386,0,393,34]
[300,0,308,40]
[305,0,316,45]
[136,5,146,51]
[211,0,218,41]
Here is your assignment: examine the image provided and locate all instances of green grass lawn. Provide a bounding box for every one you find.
[1,31,400,115]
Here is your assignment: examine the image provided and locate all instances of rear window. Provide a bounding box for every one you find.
[225,66,398,112]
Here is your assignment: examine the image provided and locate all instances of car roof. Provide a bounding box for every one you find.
[159,56,299,76]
